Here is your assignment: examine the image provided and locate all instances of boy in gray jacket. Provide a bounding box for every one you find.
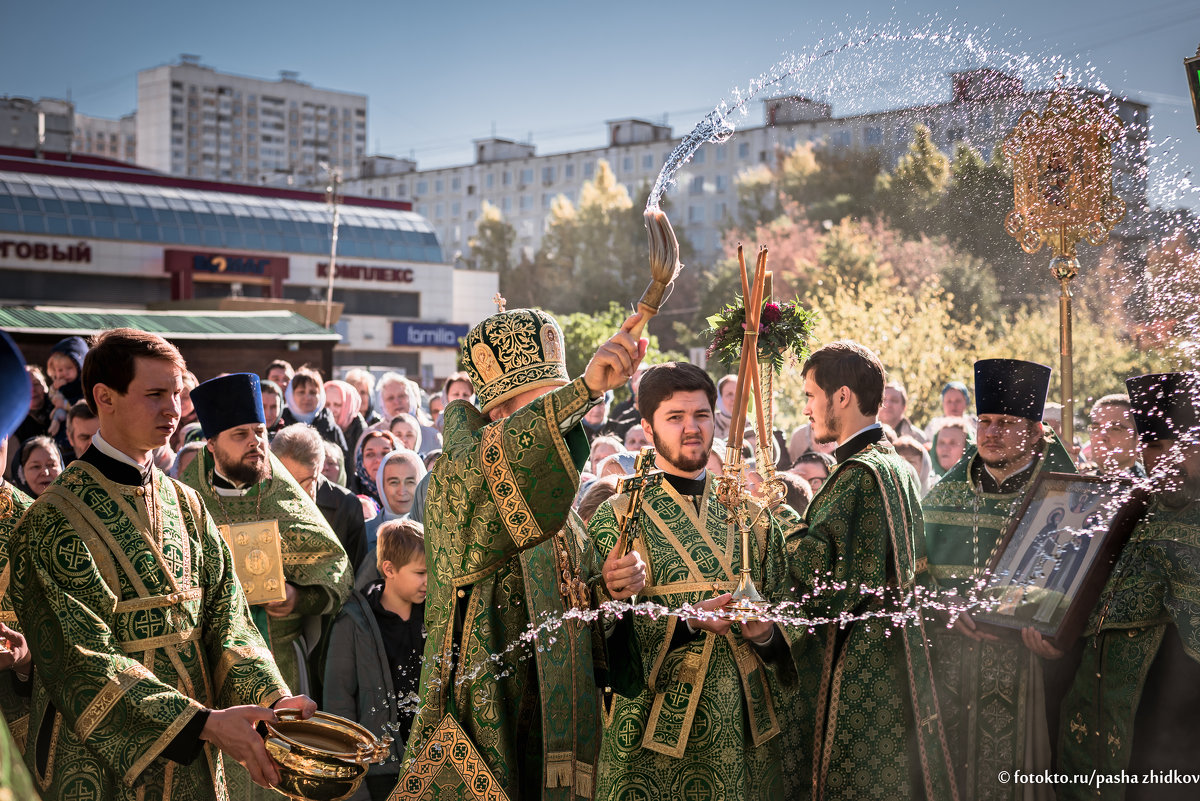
[324,519,427,801]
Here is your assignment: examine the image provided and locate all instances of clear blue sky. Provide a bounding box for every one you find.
[3,0,1199,208]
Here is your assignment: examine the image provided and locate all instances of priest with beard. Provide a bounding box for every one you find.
[922,358,1075,801]
[181,373,352,800]
[589,361,801,801]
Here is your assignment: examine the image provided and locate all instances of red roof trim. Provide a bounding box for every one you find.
[0,148,412,212]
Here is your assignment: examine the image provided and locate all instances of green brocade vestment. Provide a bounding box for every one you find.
[588,477,800,801]
[922,435,1075,801]
[1057,497,1200,801]
[10,461,289,801]
[0,482,33,753]
[400,378,603,801]
[182,450,351,801]
[780,438,958,801]
[181,449,352,691]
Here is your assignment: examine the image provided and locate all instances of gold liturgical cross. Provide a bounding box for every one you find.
[492,292,507,313]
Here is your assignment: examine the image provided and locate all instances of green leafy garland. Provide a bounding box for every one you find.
[704,297,819,372]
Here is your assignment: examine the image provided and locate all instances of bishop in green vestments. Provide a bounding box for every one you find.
[777,341,957,801]
[182,372,352,801]
[923,359,1073,801]
[398,308,646,801]
[10,329,316,801]
[589,363,800,801]
[1058,371,1200,801]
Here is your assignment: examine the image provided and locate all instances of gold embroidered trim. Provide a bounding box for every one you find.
[392,713,511,801]
[480,422,542,548]
[113,587,203,613]
[76,663,155,742]
[0,611,14,624]
[730,637,780,746]
[281,552,332,565]
[639,581,736,599]
[36,711,61,792]
[120,626,201,654]
[642,634,715,757]
[7,713,27,753]
[546,750,574,788]
[126,702,201,786]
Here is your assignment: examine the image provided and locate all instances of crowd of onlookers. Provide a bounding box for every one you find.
[1,341,1145,800]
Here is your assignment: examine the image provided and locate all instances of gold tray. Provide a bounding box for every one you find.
[265,709,393,801]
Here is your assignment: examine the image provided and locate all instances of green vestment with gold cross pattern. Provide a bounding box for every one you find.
[0,481,33,755]
[1057,494,1200,801]
[779,435,958,801]
[922,434,1075,801]
[588,474,802,801]
[398,377,603,801]
[10,459,290,801]
[182,449,352,801]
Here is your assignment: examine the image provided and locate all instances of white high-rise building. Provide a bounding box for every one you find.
[136,55,367,186]
[74,111,137,162]
[0,96,74,153]
[344,69,1149,265]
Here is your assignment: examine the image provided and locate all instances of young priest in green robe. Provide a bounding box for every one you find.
[400,308,647,801]
[11,328,315,801]
[589,362,801,801]
[182,372,352,800]
[1058,371,1200,801]
[779,340,956,801]
[922,358,1074,801]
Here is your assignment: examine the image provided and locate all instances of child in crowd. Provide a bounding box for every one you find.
[44,336,88,452]
[324,519,428,801]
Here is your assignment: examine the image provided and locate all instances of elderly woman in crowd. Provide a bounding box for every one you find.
[281,365,349,461]
[17,435,62,498]
[325,378,368,455]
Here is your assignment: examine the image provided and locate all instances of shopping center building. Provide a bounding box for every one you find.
[0,148,496,383]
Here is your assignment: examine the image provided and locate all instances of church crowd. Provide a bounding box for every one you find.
[0,310,1196,801]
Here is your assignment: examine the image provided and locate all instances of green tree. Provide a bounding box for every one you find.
[875,125,950,235]
[467,201,514,273]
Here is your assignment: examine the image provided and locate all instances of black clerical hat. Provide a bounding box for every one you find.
[1125,372,1200,444]
[974,359,1052,421]
[0,331,31,442]
[190,373,265,438]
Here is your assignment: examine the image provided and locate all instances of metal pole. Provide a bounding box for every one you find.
[323,166,341,330]
[1059,274,1074,448]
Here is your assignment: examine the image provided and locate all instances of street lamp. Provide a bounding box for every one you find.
[321,162,342,330]
[1002,79,1126,448]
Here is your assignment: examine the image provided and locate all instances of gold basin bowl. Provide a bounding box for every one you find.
[264,709,394,801]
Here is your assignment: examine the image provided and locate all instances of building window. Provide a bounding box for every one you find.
[435,203,444,218]
[583,161,595,179]
[715,175,727,193]
[833,131,851,147]
[451,201,461,216]
[714,202,727,220]
[689,175,704,195]
[520,168,533,185]
[542,193,553,209]
[501,197,512,212]
[380,187,389,198]
[451,176,461,191]
[864,126,883,146]
[503,170,512,186]
[716,144,728,162]
[519,194,532,210]
[688,204,704,223]
[416,180,428,195]
[486,173,494,188]
[564,163,575,179]
[642,153,653,169]
[397,181,406,196]
[738,142,750,159]
[622,156,633,172]
[435,179,444,193]
[542,166,555,183]
[693,149,705,164]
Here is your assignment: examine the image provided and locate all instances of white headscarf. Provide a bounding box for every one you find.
[374,448,427,522]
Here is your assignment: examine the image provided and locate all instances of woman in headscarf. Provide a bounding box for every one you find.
[930,417,975,478]
[893,435,935,496]
[352,427,400,501]
[321,439,348,487]
[365,448,427,549]
[388,413,423,455]
[324,379,367,455]
[374,372,441,454]
[281,366,349,461]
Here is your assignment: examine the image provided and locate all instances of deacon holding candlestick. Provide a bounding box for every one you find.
[588,361,802,801]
